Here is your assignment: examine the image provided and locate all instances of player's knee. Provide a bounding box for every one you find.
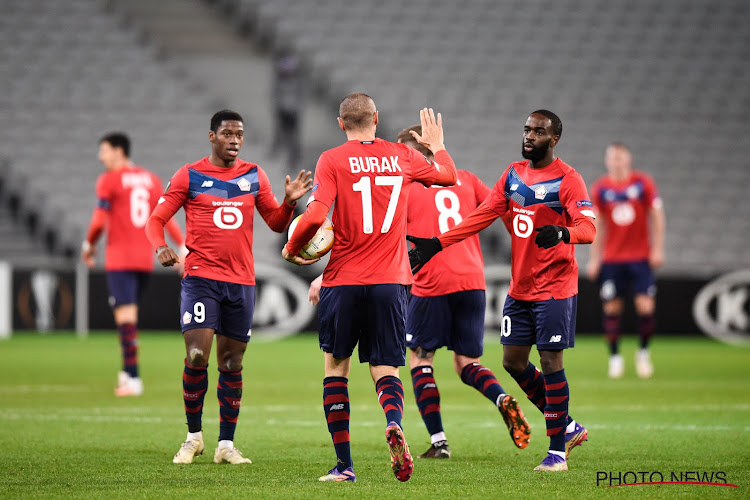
[220,355,243,372]
[634,295,655,315]
[454,355,479,375]
[539,352,563,374]
[187,347,207,367]
[502,357,526,375]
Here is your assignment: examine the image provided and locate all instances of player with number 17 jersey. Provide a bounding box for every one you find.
[306,138,450,286]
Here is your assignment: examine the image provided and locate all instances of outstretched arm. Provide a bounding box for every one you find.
[257,169,313,232]
[408,201,500,273]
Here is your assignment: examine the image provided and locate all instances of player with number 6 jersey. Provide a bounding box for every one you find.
[82,132,185,398]
[146,110,312,466]
[282,94,458,483]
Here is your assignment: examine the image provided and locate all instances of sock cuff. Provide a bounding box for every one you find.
[460,362,481,382]
[218,367,242,376]
[375,375,402,389]
[117,323,137,333]
[323,376,348,386]
[543,369,567,383]
[184,359,208,371]
[411,366,433,377]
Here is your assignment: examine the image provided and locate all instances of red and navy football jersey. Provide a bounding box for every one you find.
[95,166,165,272]
[311,138,440,286]
[153,157,291,285]
[591,171,661,262]
[486,158,595,301]
[407,170,490,297]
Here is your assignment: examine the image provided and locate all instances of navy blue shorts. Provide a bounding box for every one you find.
[179,276,255,343]
[500,295,577,350]
[599,260,656,301]
[106,271,150,308]
[406,290,485,357]
[318,284,408,366]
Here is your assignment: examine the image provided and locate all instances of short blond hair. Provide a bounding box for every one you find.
[339,93,376,130]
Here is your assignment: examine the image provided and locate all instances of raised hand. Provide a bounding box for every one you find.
[409,108,445,154]
[285,170,313,203]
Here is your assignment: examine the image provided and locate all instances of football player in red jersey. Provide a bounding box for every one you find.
[82,132,185,397]
[145,110,312,466]
[409,110,594,472]
[399,125,531,458]
[283,94,458,483]
[587,143,665,379]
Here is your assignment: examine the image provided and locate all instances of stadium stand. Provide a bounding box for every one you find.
[0,0,747,275]
[221,0,750,274]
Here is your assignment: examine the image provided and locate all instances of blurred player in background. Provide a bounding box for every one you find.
[587,143,665,379]
[283,94,458,483]
[400,125,530,458]
[82,132,185,397]
[146,110,312,465]
[408,110,594,472]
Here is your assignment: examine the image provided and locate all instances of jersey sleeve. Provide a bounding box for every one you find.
[95,173,113,211]
[560,171,596,244]
[309,152,337,209]
[146,167,189,250]
[641,172,663,209]
[255,167,295,232]
[485,168,510,216]
[405,145,439,187]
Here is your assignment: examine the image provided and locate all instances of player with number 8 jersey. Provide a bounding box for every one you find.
[282,95,458,483]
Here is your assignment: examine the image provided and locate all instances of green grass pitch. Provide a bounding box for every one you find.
[1,332,748,499]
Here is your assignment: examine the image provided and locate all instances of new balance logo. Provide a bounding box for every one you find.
[329,403,345,411]
[201,180,214,187]
[549,335,562,343]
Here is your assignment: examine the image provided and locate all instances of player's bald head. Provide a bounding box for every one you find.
[339,93,377,130]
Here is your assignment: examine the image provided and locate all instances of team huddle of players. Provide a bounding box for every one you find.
[84,93,664,481]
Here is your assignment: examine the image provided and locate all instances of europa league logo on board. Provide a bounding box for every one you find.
[16,270,74,332]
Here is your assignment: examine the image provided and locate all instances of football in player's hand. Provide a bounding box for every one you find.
[287,215,334,259]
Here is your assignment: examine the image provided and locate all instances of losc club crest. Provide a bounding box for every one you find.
[237,177,251,192]
[534,185,548,200]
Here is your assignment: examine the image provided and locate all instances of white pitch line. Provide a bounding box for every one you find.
[0,412,747,432]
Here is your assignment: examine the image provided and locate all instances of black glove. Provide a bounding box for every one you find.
[534,225,570,249]
[406,235,442,274]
